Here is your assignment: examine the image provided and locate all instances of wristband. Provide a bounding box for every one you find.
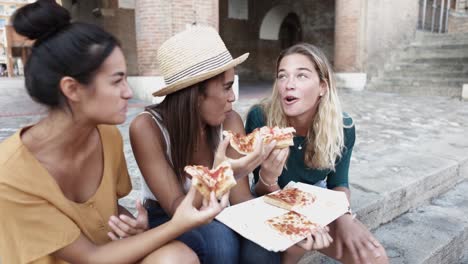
[345,207,357,219]
[258,171,278,187]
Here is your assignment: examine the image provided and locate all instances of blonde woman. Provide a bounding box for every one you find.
[244,43,389,264]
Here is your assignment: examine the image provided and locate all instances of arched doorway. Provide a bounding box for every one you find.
[279,13,302,50]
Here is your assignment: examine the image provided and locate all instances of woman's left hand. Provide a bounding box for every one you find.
[107,200,149,240]
[333,214,383,263]
[297,226,333,250]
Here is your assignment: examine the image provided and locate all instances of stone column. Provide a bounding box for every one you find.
[135,0,219,75]
[333,0,366,72]
[333,0,367,90]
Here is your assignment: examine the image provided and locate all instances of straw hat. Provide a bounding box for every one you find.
[153,26,249,97]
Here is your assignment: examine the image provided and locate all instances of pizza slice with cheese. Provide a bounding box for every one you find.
[266,211,318,241]
[258,126,296,148]
[263,187,316,211]
[223,126,296,155]
[184,161,236,200]
[222,129,261,155]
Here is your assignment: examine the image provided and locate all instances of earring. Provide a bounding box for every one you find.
[320,93,324,97]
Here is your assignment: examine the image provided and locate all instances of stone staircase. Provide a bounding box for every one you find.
[367,31,468,97]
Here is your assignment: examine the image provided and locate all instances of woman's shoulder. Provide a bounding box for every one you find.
[342,112,355,147]
[342,112,354,128]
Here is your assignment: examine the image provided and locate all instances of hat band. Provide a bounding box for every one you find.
[165,50,233,85]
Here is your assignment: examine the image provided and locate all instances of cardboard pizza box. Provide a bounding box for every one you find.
[215,181,349,252]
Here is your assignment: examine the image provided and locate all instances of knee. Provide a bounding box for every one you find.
[141,241,199,264]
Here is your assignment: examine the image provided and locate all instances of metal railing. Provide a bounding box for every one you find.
[420,0,452,33]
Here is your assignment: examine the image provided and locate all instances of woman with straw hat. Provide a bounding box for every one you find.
[244,43,389,264]
[127,26,279,264]
[125,26,334,264]
[0,1,228,263]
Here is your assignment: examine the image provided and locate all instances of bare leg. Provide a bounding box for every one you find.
[140,241,200,264]
[281,245,306,264]
[319,220,388,264]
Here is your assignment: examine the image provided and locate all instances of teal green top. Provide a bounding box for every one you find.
[245,105,355,190]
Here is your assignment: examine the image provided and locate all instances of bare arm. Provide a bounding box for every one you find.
[222,111,255,204]
[53,187,228,264]
[130,114,201,216]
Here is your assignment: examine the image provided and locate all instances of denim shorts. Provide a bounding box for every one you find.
[146,201,240,264]
[144,179,325,263]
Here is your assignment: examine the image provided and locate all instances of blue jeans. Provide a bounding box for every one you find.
[147,202,240,264]
[239,238,281,264]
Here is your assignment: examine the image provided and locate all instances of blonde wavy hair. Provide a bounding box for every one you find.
[261,43,352,170]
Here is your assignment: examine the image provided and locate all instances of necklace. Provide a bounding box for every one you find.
[297,137,307,150]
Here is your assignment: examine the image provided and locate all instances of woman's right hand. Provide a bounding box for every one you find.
[214,134,276,179]
[171,186,229,230]
[259,147,289,183]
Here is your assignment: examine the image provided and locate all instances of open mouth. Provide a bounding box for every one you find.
[284,95,298,104]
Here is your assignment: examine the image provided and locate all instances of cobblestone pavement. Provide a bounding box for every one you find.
[1,79,468,211]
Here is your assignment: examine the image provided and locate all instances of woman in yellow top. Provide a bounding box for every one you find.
[0,1,228,263]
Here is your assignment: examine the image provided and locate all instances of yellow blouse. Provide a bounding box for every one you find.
[0,125,132,263]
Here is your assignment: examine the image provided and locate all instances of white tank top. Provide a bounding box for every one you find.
[138,109,222,202]
[138,110,192,202]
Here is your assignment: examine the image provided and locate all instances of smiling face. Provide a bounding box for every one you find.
[79,47,133,125]
[198,68,236,126]
[276,53,327,122]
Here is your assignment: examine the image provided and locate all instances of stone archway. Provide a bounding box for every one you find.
[279,13,302,50]
[259,4,294,40]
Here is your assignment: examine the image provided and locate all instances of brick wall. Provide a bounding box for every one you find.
[334,0,364,72]
[448,12,468,32]
[135,0,218,76]
[220,0,335,81]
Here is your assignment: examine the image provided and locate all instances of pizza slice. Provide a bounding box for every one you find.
[263,187,316,211]
[184,160,236,200]
[259,126,296,148]
[223,126,296,155]
[265,211,318,241]
[223,129,260,155]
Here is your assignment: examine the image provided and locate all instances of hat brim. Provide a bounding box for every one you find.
[153,53,249,97]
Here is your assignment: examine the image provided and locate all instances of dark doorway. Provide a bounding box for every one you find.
[279,13,302,50]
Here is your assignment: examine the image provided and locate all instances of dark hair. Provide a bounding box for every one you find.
[12,0,120,108]
[150,81,220,184]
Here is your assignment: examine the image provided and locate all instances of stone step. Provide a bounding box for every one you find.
[400,57,468,65]
[300,180,468,264]
[366,84,463,97]
[396,45,468,59]
[371,77,468,88]
[385,62,467,72]
[303,132,468,252]
[413,31,468,46]
[381,70,467,79]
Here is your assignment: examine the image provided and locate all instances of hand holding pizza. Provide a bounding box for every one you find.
[296,226,333,251]
[171,186,229,231]
[259,147,289,184]
[215,133,275,179]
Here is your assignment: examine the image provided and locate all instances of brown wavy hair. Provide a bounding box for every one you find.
[148,78,220,185]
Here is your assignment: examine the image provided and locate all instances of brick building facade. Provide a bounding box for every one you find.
[3,0,467,90]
